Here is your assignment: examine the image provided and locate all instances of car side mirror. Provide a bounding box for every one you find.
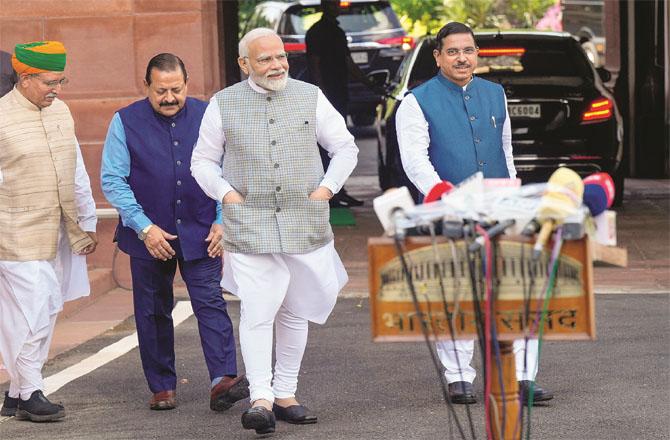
[596,67,611,83]
[367,69,390,87]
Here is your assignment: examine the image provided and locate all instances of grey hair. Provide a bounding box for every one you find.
[239,28,280,57]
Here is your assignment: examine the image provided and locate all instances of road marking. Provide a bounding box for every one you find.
[43,301,194,397]
[0,302,194,424]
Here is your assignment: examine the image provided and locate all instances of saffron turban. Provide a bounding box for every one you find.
[12,41,67,74]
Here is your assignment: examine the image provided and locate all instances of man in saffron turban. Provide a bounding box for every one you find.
[0,41,98,422]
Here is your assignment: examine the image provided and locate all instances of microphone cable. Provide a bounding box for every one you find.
[426,224,478,439]
[392,234,470,440]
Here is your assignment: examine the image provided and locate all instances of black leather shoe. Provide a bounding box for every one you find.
[15,390,65,422]
[448,381,477,404]
[272,403,317,425]
[210,376,250,411]
[242,406,276,434]
[518,381,554,405]
[338,192,364,207]
[1,391,18,417]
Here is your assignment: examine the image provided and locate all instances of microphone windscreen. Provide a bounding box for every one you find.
[537,167,584,222]
[424,180,454,203]
[583,172,615,208]
[583,183,609,216]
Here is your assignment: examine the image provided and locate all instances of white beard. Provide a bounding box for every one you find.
[251,69,288,91]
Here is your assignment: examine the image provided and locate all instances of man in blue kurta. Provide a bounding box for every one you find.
[395,22,553,406]
[101,53,248,412]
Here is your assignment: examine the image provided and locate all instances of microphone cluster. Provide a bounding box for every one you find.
[372,168,617,252]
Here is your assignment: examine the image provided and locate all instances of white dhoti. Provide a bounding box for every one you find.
[222,240,347,403]
[436,338,540,384]
[0,226,90,400]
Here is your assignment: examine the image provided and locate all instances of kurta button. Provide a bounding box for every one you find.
[474,138,481,143]
[269,118,275,124]
[276,186,281,192]
[266,96,272,102]
[171,122,176,128]
[274,163,279,168]
[479,161,484,166]
[470,116,476,121]
[176,199,181,204]
[176,160,182,165]
[271,140,276,146]
[176,219,182,224]
[464,95,470,100]
[177,180,182,186]
[276,207,281,213]
[173,141,179,146]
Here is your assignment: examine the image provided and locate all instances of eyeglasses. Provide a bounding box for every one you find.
[30,75,69,88]
[443,47,478,57]
[244,53,288,66]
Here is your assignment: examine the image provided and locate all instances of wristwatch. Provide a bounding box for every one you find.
[138,224,153,241]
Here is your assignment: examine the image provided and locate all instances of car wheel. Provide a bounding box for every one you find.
[351,113,376,127]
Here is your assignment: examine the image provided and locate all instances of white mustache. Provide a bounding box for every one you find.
[266,69,286,78]
[46,93,57,99]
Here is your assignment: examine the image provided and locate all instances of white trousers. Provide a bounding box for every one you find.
[0,224,88,401]
[436,338,539,384]
[222,241,347,403]
[0,261,60,400]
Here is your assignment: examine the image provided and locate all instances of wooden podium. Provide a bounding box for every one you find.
[368,235,596,439]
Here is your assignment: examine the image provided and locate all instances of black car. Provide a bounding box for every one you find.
[376,31,624,204]
[245,0,412,126]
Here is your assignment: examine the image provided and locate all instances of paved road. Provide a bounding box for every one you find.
[1,127,668,439]
[1,295,668,440]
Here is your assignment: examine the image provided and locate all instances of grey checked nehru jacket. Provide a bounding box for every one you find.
[215,78,333,254]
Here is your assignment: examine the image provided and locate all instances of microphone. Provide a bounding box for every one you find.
[583,172,615,210]
[533,167,584,258]
[424,180,454,203]
[468,219,516,252]
[583,183,609,216]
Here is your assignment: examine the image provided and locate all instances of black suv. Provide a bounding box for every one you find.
[244,0,412,126]
[376,32,624,204]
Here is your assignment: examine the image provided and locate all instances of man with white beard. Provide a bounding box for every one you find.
[191,28,358,435]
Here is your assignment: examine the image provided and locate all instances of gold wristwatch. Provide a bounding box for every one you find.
[138,224,153,241]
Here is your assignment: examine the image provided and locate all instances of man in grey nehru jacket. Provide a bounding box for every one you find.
[191,28,357,436]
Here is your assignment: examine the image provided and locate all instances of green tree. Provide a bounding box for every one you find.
[506,0,556,28]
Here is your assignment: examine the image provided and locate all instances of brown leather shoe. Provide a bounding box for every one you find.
[210,375,250,411]
[150,390,176,410]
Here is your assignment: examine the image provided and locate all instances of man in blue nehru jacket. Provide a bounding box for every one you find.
[101,53,248,412]
[396,22,553,406]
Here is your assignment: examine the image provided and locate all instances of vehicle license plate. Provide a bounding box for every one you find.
[508,104,541,118]
[351,51,368,64]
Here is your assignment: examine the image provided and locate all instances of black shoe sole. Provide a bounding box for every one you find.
[276,416,318,425]
[15,408,65,422]
[450,395,477,405]
[210,378,250,412]
[242,412,275,434]
[523,394,554,405]
[1,408,17,417]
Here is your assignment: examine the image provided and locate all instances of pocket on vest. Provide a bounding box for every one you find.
[303,199,330,246]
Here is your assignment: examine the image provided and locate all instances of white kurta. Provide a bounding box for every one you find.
[191,78,357,403]
[395,83,516,195]
[0,141,96,398]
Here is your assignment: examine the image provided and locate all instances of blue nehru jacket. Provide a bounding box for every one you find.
[101,97,221,261]
[411,74,510,184]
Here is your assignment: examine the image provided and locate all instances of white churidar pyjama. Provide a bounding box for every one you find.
[437,338,540,384]
[222,240,347,403]
[0,225,90,400]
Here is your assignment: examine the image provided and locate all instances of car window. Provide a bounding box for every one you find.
[475,38,593,79]
[281,2,401,35]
